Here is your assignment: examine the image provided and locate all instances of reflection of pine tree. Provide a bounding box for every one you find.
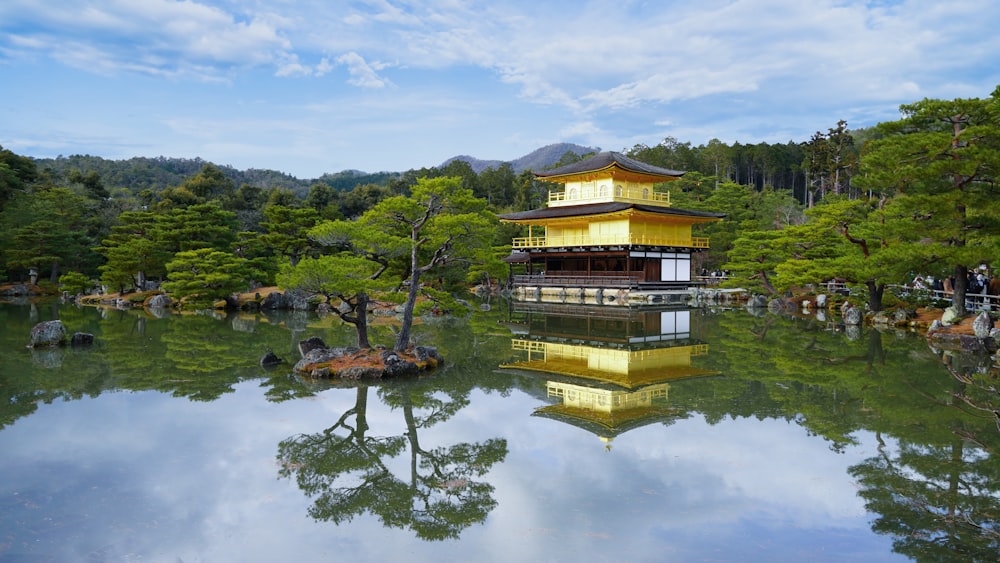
[937,352,1000,439]
[102,309,293,401]
[163,314,246,374]
[850,434,1000,562]
[849,370,1000,563]
[277,382,508,540]
[395,389,505,540]
[685,312,875,447]
[279,386,409,524]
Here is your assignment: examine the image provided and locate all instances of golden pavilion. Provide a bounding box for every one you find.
[499,151,724,305]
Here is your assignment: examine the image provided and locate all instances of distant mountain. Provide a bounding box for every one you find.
[440,143,600,174]
[33,154,314,195]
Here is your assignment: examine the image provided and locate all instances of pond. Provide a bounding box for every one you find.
[0,299,997,562]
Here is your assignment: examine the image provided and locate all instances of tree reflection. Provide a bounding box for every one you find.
[850,435,1000,561]
[849,364,1000,563]
[99,309,301,401]
[277,381,507,540]
[674,311,1000,561]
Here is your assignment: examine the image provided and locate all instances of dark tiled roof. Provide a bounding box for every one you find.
[498,202,725,221]
[535,151,685,179]
[503,251,531,263]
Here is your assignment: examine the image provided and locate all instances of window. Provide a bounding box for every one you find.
[660,254,691,282]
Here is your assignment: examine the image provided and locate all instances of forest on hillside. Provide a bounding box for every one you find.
[27,125,863,206]
[30,155,403,199]
[1,85,997,315]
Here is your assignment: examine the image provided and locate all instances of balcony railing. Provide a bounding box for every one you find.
[548,187,671,206]
[511,233,709,249]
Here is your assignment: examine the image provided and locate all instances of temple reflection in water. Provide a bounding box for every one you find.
[501,304,717,447]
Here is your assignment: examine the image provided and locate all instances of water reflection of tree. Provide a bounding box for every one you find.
[688,311,1000,560]
[277,380,508,540]
[849,361,1000,562]
[688,311,883,450]
[0,304,111,428]
[850,435,1000,561]
[102,309,298,401]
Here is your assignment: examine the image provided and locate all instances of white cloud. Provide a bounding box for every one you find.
[2,0,998,175]
[336,51,393,88]
[274,53,311,77]
[315,57,334,76]
[0,0,291,78]
[558,121,604,145]
[581,70,760,111]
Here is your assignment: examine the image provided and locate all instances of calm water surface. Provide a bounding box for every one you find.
[0,300,997,562]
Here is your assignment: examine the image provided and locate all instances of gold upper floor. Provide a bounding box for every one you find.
[548,179,671,208]
[510,210,710,249]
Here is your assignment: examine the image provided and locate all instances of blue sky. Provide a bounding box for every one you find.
[2,0,999,179]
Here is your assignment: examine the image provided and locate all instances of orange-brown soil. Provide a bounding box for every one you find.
[298,346,440,378]
[914,308,978,335]
[306,348,386,372]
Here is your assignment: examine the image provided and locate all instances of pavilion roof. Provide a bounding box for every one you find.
[498,201,725,222]
[535,151,685,182]
[532,404,680,438]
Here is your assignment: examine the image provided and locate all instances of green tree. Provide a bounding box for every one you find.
[701,138,732,189]
[179,163,235,201]
[227,183,266,211]
[259,204,321,267]
[265,187,300,208]
[58,271,92,295]
[0,186,99,282]
[154,185,201,209]
[339,183,387,218]
[723,229,787,294]
[802,120,857,205]
[155,202,239,255]
[233,230,279,286]
[96,210,170,292]
[855,88,1000,312]
[551,149,589,169]
[677,181,803,273]
[280,252,396,348]
[477,163,516,207]
[161,248,251,303]
[304,183,344,220]
[293,214,407,348]
[773,198,905,311]
[68,169,110,200]
[511,169,545,211]
[224,183,269,232]
[437,159,479,194]
[93,202,241,292]
[283,177,495,351]
[358,176,495,352]
[0,145,38,211]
